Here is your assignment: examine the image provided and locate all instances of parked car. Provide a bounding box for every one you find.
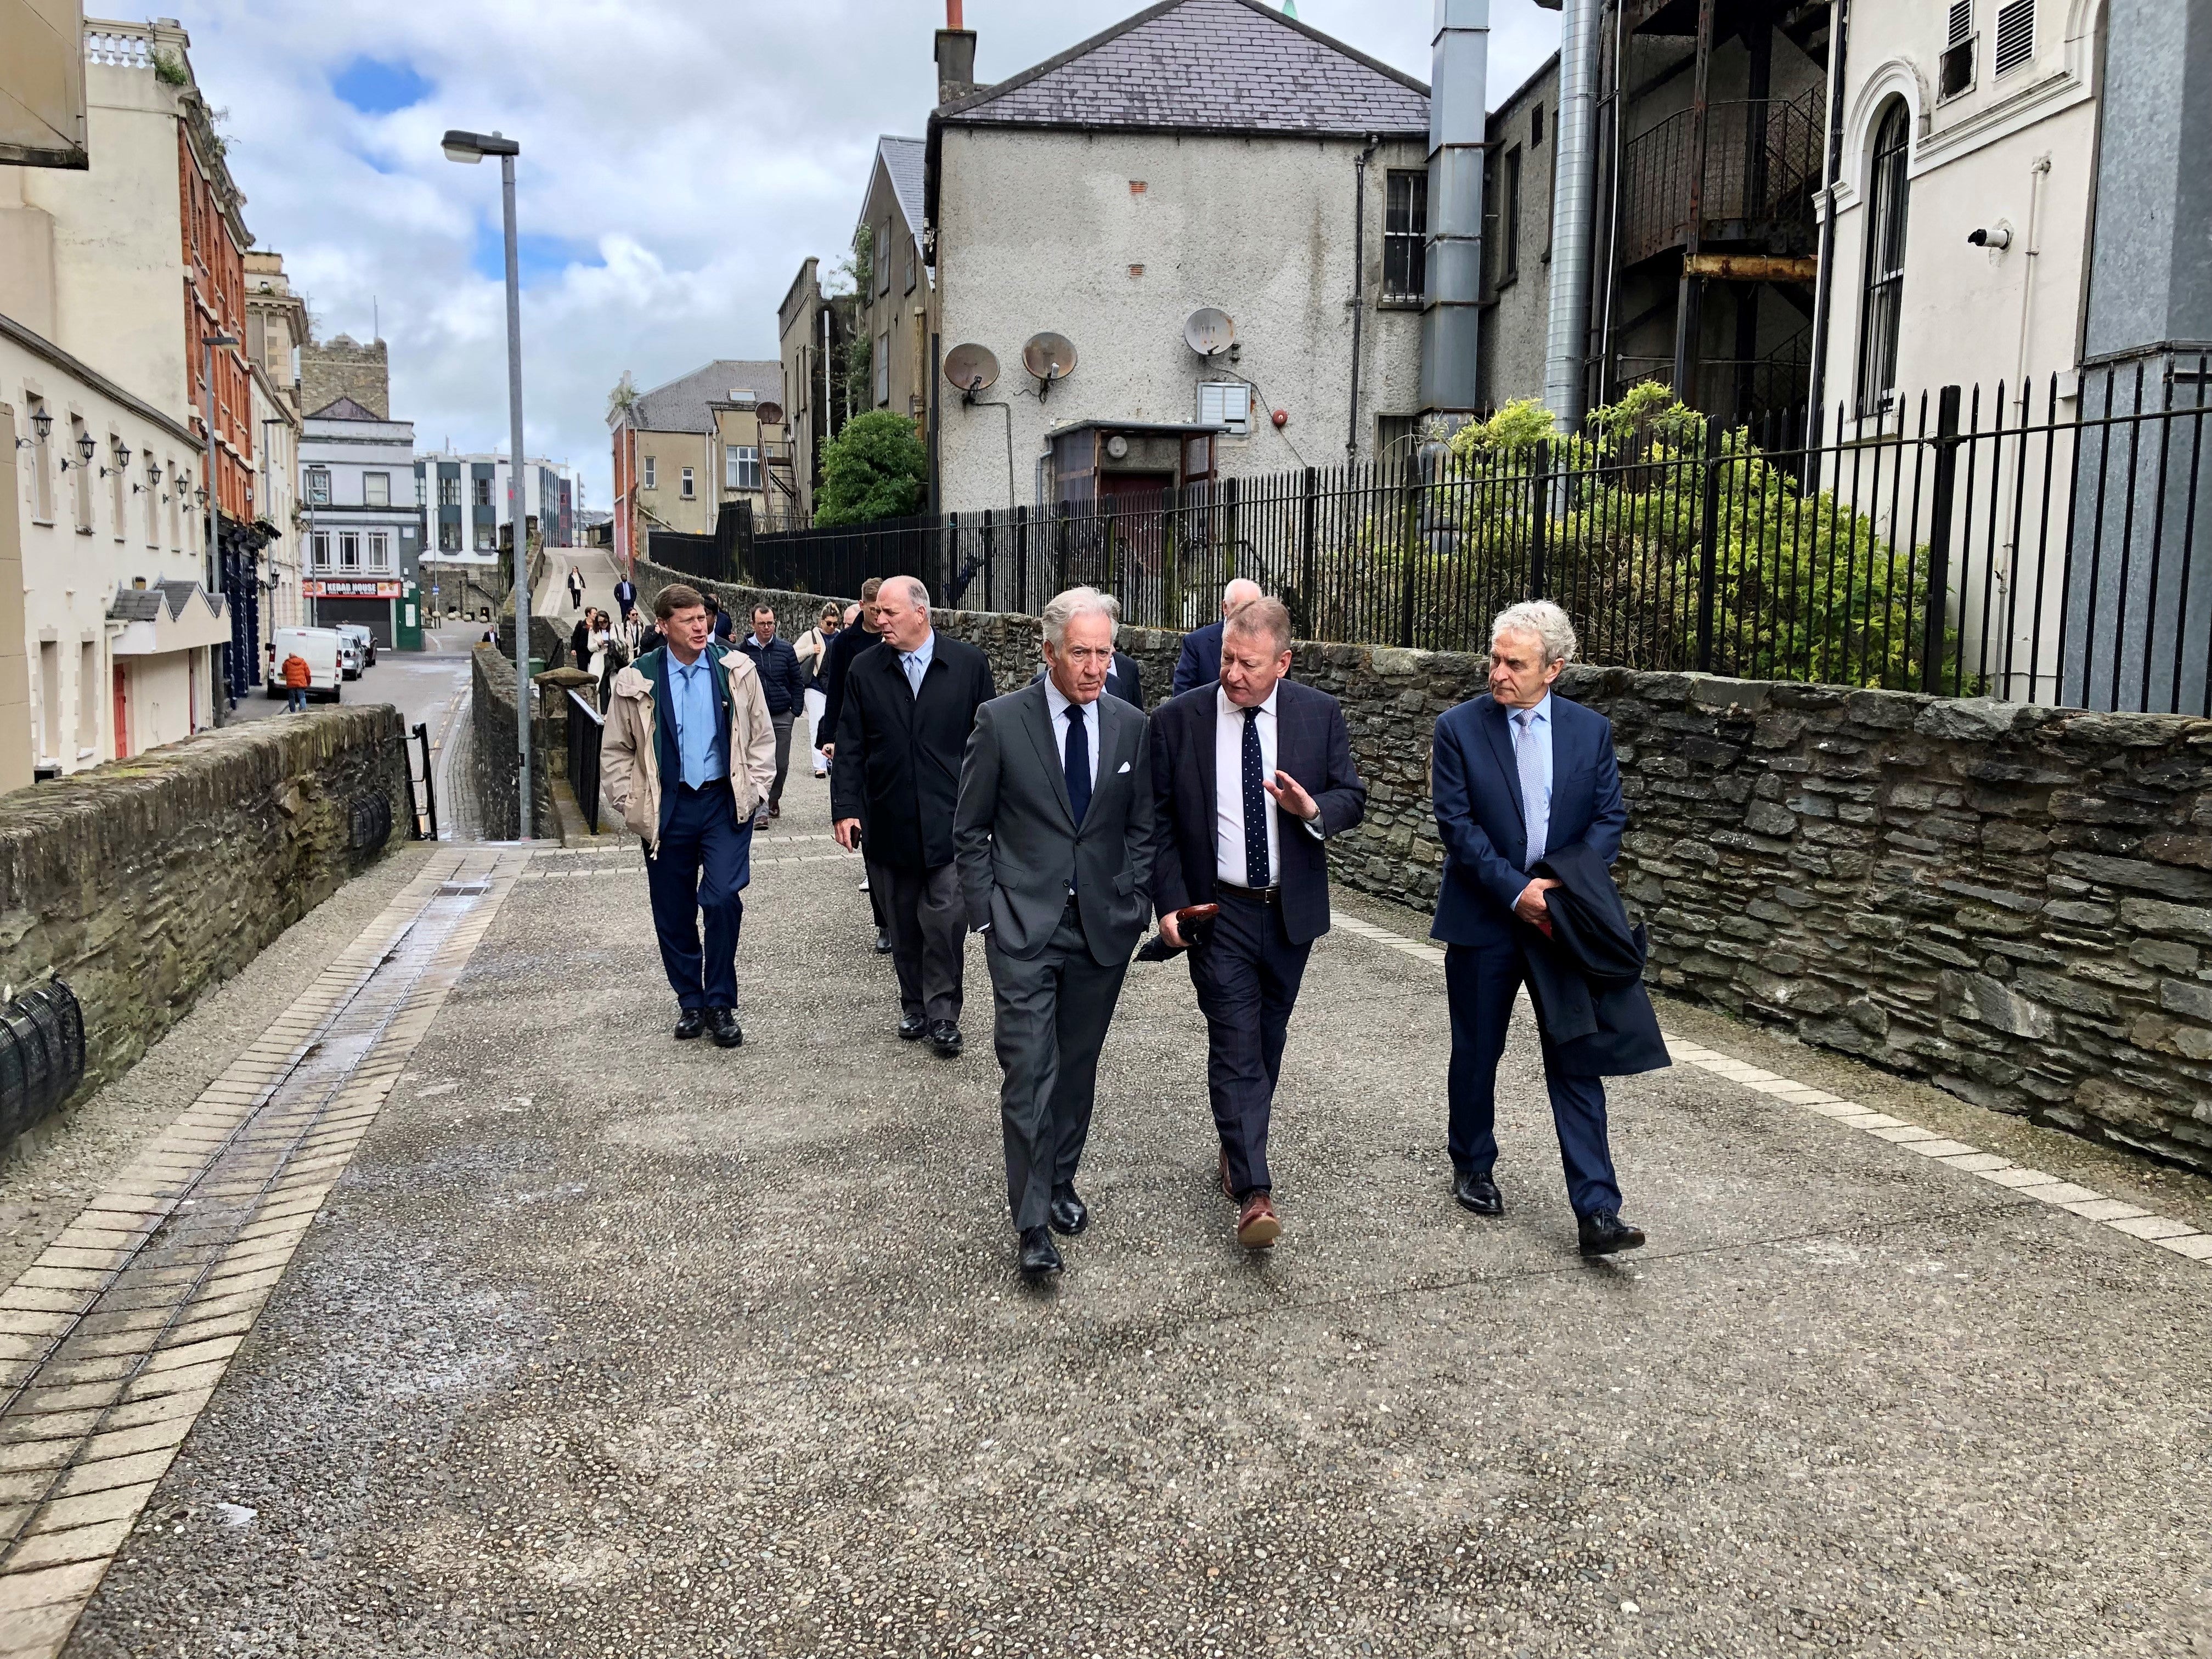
[266,628,343,702]
[335,633,364,680]
[336,623,379,668]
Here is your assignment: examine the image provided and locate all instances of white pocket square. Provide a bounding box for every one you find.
[1117,760,1131,774]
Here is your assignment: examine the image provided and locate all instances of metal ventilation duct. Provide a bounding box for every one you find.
[1419,0,1490,415]
[1543,0,1603,431]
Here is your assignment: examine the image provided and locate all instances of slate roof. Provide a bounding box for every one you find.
[108,580,220,624]
[627,359,784,434]
[306,394,382,421]
[878,137,926,238]
[937,0,1429,138]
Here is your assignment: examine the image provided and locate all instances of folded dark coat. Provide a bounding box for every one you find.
[1519,841,1672,1079]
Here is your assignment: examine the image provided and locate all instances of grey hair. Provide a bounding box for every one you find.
[1041,585,1119,649]
[1490,600,1577,667]
[883,574,930,612]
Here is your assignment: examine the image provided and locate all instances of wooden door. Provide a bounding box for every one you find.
[111,666,129,760]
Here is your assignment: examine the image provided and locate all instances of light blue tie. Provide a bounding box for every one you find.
[903,652,924,696]
[1514,708,1548,870]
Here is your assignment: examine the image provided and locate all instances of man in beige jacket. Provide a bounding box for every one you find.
[601,583,777,1047]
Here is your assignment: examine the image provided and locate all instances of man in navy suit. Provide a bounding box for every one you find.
[1170,577,1263,696]
[1430,600,1646,1257]
[1151,596,1366,1248]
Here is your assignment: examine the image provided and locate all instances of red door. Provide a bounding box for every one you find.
[111,667,129,760]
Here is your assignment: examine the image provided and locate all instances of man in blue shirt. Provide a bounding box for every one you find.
[599,583,777,1048]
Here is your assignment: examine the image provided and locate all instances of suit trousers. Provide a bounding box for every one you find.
[888,861,966,1025]
[646,782,752,1011]
[1188,888,1312,1199]
[1444,938,1622,1217]
[988,907,1131,1231]
[765,712,794,810]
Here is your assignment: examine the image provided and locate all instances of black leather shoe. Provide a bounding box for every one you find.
[1578,1210,1646,1257]
[1453,1169,1503,1216]
[929,1021,963,1058]
[673,1009,706,1041]
[1018,1226,1063,1279]
[873,928,894,955]
[898,1012,928,1042]
[708,1008,743,1048]
[1048,1185,1089,1237]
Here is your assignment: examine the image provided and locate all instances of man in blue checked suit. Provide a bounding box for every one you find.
[1430,600,1647,1257]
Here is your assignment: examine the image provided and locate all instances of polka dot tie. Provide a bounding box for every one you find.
[1242,706,1270,889]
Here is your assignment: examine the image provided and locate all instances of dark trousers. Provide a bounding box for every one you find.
[646,782,753,1011]
[988,908,1130,1231]
[765,712,794,809]
[1188,888,1312,1199]
[1445,938,1621,1217]
[888,861,965,1025]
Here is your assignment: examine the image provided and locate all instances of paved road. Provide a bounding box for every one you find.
[4,774,2209,1658]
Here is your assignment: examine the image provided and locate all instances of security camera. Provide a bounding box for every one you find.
[1968,225,2013,250]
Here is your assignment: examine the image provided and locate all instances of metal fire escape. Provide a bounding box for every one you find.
[1600,0,1832,425]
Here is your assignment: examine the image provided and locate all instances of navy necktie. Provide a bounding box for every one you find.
[1242,706,1270,889]
[1064,702,1091,827]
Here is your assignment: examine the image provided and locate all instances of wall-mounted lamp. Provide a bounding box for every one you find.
[194,486,208,508]
[111,438,131,470]
[146,461,162,484]
[30,409,52,442]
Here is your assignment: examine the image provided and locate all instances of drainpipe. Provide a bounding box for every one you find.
[1805,0,1851,462]
[1419,0,1490,416]
[1543,0,1604,432]
[1347,135,1379,461]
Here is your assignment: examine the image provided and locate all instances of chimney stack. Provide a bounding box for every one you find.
[936,0,977,107]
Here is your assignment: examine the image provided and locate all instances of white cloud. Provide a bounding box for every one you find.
[186,0,1562,511]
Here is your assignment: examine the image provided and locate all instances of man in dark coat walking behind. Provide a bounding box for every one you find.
[833,576,997,1057]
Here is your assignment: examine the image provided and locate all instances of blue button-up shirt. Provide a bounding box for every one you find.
[899,629,935,697]
[1511,693,1553,869]
[668,651,727,788]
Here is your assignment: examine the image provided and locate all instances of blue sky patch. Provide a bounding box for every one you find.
[471,224,604,287]
[331,57,433,116]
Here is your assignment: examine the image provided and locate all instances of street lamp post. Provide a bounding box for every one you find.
[202,331,238,719]
[443,127,532,840]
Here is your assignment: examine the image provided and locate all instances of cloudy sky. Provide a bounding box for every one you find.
[184,0,1563,511]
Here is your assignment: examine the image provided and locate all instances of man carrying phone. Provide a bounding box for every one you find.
[1148,596,1366,1248]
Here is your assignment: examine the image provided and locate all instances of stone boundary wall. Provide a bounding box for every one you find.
[0,708,411,1109]
[631,560,2212,1172]
[469,644,561,843]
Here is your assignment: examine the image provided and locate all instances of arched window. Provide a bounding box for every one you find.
[1856,99,1911,417]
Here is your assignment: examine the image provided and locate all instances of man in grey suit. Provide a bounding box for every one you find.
[955,587,1156,1280]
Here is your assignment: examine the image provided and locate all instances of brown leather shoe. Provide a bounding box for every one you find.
[1219,1148,1235,1201]
[1235,1193,1280,1249]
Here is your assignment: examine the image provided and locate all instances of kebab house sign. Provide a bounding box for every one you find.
[303,578,403,599]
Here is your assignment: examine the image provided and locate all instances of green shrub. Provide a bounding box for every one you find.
[815,410,927,527]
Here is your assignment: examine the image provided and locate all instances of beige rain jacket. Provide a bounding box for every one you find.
[599,643,776,851]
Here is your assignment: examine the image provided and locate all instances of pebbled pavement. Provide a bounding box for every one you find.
[53,769,2212,1659]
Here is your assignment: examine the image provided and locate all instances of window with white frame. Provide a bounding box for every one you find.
[874,332,890,406]
[312,531,332,569]
[339,532,360,569]
[306,467,331,505]
[643,455,657,490]
[1940,2,1976,98]
[363,471,391,506]
[144,457,159,546]
[1198,381,1252,436]
[368,532,390,569]
[1857,99,1912,419]
[680,466,696,500]
[474,522,495,551]
[1384,170,1428,300]
[438,473,460,507]
[67,417,91,532]
[473,475,493,508]
[108,433,127,540]
[727,447,761,492]
[27,404,53,523]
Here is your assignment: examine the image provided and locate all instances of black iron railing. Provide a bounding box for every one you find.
[1618,92,1826,268]
[723,361,2212,713]
[566,688,604,833]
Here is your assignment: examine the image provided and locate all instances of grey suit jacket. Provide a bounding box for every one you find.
[953,681,1155,966]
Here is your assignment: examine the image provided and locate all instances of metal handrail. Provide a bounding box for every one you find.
[565,688,605,833]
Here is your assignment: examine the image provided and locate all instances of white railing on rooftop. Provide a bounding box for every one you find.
[84,25,156,69]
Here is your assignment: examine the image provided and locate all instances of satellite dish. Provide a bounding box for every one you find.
[1022,331,1077,399]
[757,400,783,426]
[944,343,1000,400]
[1184,307,1236,357]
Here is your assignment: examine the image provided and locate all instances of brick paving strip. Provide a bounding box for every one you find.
[1329,911,2212,1270]
[0,849,528,1659]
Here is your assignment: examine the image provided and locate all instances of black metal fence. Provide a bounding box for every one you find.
[566,689,603,833]
[689,362,2210,713]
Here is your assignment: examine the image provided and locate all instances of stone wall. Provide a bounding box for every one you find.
[300,334,389,418]
[469,644,560,842]
[630,560,2212,1171]
[0,708,411,1111]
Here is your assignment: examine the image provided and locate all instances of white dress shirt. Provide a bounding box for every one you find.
[1042,677,1101,795]
[1217,684,1332,888]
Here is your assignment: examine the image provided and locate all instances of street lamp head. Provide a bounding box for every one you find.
[30,409,52,441]
[442,128,520,163]
[75,432,97,465]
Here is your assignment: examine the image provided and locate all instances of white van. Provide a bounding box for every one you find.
[266,628,343,702]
